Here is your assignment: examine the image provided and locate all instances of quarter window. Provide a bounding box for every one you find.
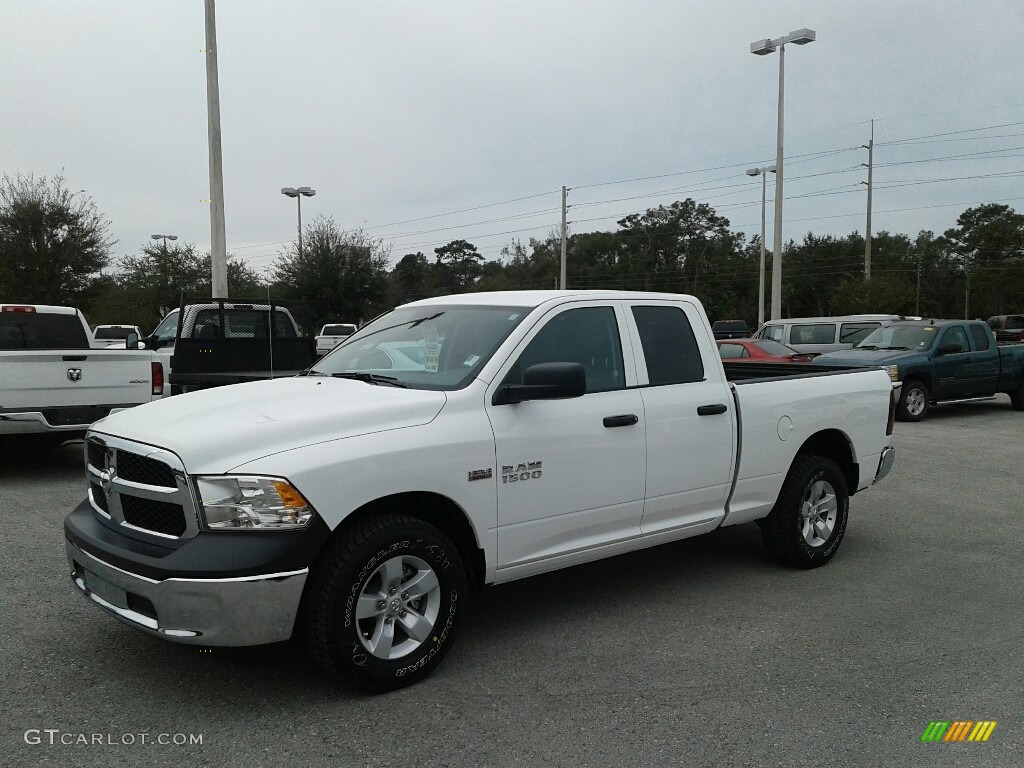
[631,305,704,385]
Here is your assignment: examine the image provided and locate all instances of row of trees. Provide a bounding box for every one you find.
[3,172,1023,335]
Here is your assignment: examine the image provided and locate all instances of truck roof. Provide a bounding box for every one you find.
[403,290,699,309]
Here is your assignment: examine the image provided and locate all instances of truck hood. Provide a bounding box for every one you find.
[90,376,447,472]
[813,348,920,366]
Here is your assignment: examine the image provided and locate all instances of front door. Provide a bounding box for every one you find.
[486,303,646,571]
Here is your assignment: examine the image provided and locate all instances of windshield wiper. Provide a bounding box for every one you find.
[330,372,407,388]
[857,345,879,350]
[877,346,910,351]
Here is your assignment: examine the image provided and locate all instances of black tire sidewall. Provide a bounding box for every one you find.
[322,523,465,690]
[897,380,928,422]
[792,462,849,564]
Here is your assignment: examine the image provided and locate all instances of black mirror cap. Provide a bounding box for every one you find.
[937,342,962,355]
[493,362,587,405]
[125,331,140,349]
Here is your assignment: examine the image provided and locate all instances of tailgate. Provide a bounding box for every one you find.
[0,350,153,410]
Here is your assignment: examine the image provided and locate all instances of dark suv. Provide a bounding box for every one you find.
[711,320,750,340]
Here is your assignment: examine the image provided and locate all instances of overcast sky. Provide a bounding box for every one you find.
[4,1,1023,277]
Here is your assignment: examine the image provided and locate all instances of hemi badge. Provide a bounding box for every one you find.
[468,469,493,482]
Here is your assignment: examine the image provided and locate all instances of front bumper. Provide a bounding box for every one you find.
[873,446,896,485]
[64,499,330,645]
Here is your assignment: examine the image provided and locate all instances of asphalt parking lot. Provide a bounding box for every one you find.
[2,397,1021,768]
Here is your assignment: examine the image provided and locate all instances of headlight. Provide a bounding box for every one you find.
[194,475,316,530]
[883,364,899,382]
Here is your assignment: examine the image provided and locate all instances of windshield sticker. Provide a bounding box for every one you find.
[924,327,935,332]
[424,326,439,373]
[463,355,480,367]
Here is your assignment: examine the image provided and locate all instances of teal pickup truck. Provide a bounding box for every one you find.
[813,319,1024,421]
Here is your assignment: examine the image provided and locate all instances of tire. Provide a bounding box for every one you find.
[303,514,466,693]
[896,379,930,422]
[761,455,850,569]
[1010,380,1024,411]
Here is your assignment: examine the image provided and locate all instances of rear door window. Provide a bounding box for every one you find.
[760,324,784,343]
[968,324,991,351]
[791,324,836,345]
[631,305,704,385]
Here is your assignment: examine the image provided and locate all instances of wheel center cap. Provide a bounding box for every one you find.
[390,597,402,613]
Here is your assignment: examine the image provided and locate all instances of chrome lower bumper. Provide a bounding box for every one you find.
[874,446,896,484]
[66,539,307,646]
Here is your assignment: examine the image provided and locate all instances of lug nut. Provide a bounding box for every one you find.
[389,586,397,595]
[376,600,386,610]
[399,609,408,618]
[401,591,409,600]
[384,616,393,624]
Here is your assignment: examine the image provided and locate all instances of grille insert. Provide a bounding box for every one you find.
[117,451,177,488]
[89,483,109,514]
[87,439,107,470]
[120,495,187,537]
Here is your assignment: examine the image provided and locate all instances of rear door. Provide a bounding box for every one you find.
[932,324,972,399]
[622,300,735,534]
[964,324,999,396]
[486,302,646,570]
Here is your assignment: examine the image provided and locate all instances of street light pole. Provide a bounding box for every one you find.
[151,234,178,251]
[751,28,816,320]
[280,187,316,257]
[203,0,228,298]
[746,166,776,327]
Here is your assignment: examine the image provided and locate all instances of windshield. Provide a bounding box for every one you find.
[857,325,938,351]
[311,304,530,390]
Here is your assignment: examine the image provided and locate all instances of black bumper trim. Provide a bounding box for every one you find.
[64,499,332,581]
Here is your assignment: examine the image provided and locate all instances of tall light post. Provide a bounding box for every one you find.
[745,166,776,327]
[750,28,816,320]
[281,187,316,256]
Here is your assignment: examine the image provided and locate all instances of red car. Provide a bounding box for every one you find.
[717,338,818,363]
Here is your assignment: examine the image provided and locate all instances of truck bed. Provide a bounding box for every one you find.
[722,360,870,382]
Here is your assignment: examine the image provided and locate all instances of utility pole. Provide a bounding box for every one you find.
[204,0,228,297]
[560,186,570,290]
[861,119,874,280]
[916,251,922,315]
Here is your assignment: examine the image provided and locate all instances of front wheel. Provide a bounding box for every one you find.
[761,456,850,569]
[303,514,466,692]
[1010,380,1024,411]
[896,379,930,422]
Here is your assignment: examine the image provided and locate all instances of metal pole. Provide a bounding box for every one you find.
[297,195,303,257]
[759,172,767,327]
[865,119,874,279]
[916,252,922,315]
[560,186,568,290]
[770,43,785,320]
[204,0,228,297]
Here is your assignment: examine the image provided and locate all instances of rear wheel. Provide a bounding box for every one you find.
[303,514,466,692]
[896,379,929,422]
[762,456,850,569]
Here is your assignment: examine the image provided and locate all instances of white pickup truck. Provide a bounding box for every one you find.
[315,322,357,357]
[1,304,162,448]
[64,291,896,692]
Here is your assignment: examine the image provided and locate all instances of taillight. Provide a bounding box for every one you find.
[151,362,164,396]
[886,388,896,436]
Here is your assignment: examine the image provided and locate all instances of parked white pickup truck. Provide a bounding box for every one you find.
[315,322,357,356]
[64,291,896,691]
[1,304,162,448]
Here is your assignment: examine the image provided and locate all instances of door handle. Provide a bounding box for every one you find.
[603,414,639,428]
[697,404,728,416]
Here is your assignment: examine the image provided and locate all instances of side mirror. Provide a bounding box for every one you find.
[492,362,586,405]
[937,342,963,355]
[125,331,140,350]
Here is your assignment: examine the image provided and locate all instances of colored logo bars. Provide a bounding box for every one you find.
[921,721,997,742]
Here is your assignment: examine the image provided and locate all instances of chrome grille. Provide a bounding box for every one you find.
[117,451,177,488]
[84,434,198,541]
[120,495,187,537]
